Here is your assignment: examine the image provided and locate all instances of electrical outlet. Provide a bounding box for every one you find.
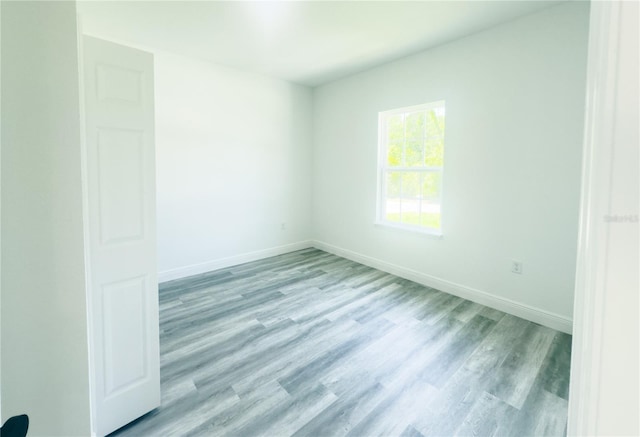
[511,260,523,274]
[281,222,286,231]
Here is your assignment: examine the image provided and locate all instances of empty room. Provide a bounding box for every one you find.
[1,1,638,437]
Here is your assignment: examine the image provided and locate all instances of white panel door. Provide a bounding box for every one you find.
[83,36,160,436]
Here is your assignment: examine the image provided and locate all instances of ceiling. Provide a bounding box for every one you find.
[78,1,565,87]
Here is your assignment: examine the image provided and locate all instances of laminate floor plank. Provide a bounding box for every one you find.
[109,249,571,437]
[538,332,573,400]
[454,391,517,437]
[188,379,291,436]
[292,378,387,437]
[461,314,530,375]
[506,387,569,437]
[479,305,507,322]
[415,368,485,437]
[400,425,426,437]
[323,283,401,322]
[417,291,465,325]
[486,322,556,409]
[230,383,338,437]
[378,284,442,325]
[450,299,484,322]
[287,287,362,323]
[421,314,497,388]
[277,318,396,396]
[345,378,438,437]
[495,332,573,436]
[160,310,260,357]
[193,317,337,394]
[377,316,466,389]
[232,317,395,398]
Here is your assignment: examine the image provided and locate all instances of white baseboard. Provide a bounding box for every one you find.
[157,239,573,334]
[157,240,314,283]
[312,240,573,334]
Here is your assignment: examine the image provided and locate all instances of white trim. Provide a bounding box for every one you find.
[75,16,99,437]
[312,240,573,334]
[381,100,446,117]
[377,101,445,235]
[157,240,314,282]
[157,238,572,333]
[373,221,443,238]
[0,0,3,422]
[0,0,3,421]
[567,1,623,435]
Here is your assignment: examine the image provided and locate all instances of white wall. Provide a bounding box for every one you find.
[154,51,313,280]
[312,2,590,331]
[0,2,91,435]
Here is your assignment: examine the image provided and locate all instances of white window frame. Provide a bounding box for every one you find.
[376,101,445,237]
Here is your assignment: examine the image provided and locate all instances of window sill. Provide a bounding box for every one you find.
[374,221,444,239]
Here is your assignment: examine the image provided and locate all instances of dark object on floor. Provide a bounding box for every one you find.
[0,414,29,437]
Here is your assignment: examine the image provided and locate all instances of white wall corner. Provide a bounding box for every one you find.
[157,240,314,283]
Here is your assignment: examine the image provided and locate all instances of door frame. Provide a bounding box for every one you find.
[567,1,638,434]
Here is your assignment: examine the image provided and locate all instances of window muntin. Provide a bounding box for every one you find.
[378,101,445,234]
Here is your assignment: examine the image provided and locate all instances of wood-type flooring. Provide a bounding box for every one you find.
[111,248,571,437]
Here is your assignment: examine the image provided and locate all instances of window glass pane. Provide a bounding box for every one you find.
[426,107,445,138]
[387,114,404,144]
[424,138,444,167]
[385,172,402,223]
[401,172,420,224]
[405,138,423,167]
[401,198,420,225]
[421,172,442,200]
[385,199,401,223]
[419,207,441,229]
[401,172,420,198]
[405,111,425,140]
[387,142,402,167]
[386,171,402,197]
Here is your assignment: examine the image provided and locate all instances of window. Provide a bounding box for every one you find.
[377,101,445,235]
